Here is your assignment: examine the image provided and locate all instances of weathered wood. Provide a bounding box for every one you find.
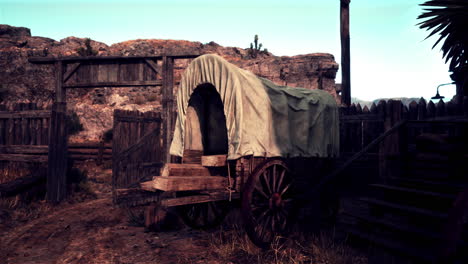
[115,127,160,162]
[0,110,50,119]
[68,148,112,155]
[114,188,161,207]
[145,176,226,191]
[63,80,162,88]
[427,101,436,118]
[340,0,351,106]
[380,100,403,183]
[161,191,240,207]
[436,100,446,117]
[201,155,227,167]
[0,172,46,198]
[29,54,199,63]
[0,153,48,162]
[183,149,203,164]
[68,142,112,149]
[162,56,175,163]
[161,163,211,176]
[418,98,427,120]
[63,62,81,83]
[144,59,158,74]
[47,101,68,203]
[409,101,418,120]
[0,145,48,154]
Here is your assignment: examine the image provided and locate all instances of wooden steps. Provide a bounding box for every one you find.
[142,176,227,192]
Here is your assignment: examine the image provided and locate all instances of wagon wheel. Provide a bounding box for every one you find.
[242,159,296,248]
[178,201,230,230]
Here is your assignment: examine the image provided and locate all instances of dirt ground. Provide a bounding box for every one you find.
[0,162,369,264]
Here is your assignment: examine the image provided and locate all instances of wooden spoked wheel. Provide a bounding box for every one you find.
[242,159,296,248]
[178,201,230,230]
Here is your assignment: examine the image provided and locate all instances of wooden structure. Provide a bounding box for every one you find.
[335,97,468,262]
[340,0,351,106]
[29,54,198,203]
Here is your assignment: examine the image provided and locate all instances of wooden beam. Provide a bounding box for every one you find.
[47,76,68,204]
[0,145,48,154]
[144,59,159,74]
[161,191,240,207]
[64,80,162,88]
[143,176,227,191]
[340,0,351,106]
[0,154,48,162]
[0,172,46,198]
[162,56,175,163]
[0,110,50,119]
[201,155,227,167]
[29,54,199,64]
[63,62,81,83]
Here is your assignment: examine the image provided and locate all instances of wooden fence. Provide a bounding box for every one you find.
[339,97,468,154]
[112,109,163,189]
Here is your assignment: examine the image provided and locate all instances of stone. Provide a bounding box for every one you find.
[0,24,339,142]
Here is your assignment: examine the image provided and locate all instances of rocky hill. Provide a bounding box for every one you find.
[0,24,339,141]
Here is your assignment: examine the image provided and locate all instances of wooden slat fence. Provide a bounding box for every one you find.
[112,109,163,189]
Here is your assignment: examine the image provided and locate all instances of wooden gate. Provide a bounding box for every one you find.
[112,109,163,190]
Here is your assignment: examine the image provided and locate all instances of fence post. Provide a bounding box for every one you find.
[379,100,403,183]
[162,56,174,163]
[47,61,68,203]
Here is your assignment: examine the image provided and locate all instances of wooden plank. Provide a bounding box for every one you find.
[63,62,81,83]
[68,143,112,149]
[0,145,48,154]
[201,155,227,167]
[161,192,240,207]
[144,59,159,74]
[144,176,226,191]
[29,54,199,63]
[161,163,212,176]
[63,80,162,88]
[0,154,48,162]
[114,188,161,207]
[115,126,160,163]
[0,110,51,119]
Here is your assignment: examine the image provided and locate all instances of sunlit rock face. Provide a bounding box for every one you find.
[0,24,339,142]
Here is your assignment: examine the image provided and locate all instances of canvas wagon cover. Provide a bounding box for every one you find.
[169,54,339,160]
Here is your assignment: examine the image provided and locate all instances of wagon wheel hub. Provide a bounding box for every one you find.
[269,193,283,209]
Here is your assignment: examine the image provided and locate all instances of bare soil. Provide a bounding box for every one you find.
[0,163,368,264]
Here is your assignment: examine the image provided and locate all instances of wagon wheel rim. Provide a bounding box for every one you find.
[242,159,296,248]
[178,201,229,230]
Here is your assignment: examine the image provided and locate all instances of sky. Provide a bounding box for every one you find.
[0,0,457,101]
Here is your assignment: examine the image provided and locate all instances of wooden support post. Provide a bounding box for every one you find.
[162,56,174,163]
[340,0,351,106]
[47,61,68,203]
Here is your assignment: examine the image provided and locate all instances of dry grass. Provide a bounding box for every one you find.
[197,208,368,264]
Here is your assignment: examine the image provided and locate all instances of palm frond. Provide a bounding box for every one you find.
[418,0,468,71]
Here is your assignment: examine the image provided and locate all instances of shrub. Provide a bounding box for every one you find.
[0,84,9,101]
[147,93,158,102]
[103,128,113,142]
[66,111,84,136]
[76,38,98,57]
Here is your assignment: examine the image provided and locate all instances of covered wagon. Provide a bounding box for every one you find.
[136,54,339,247]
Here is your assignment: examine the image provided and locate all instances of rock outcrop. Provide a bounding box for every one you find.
[0,24,339,142]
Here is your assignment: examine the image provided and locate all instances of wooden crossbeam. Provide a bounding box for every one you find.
[144,59,158,74]
[64,80,162,88]
[63,62,81,83]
